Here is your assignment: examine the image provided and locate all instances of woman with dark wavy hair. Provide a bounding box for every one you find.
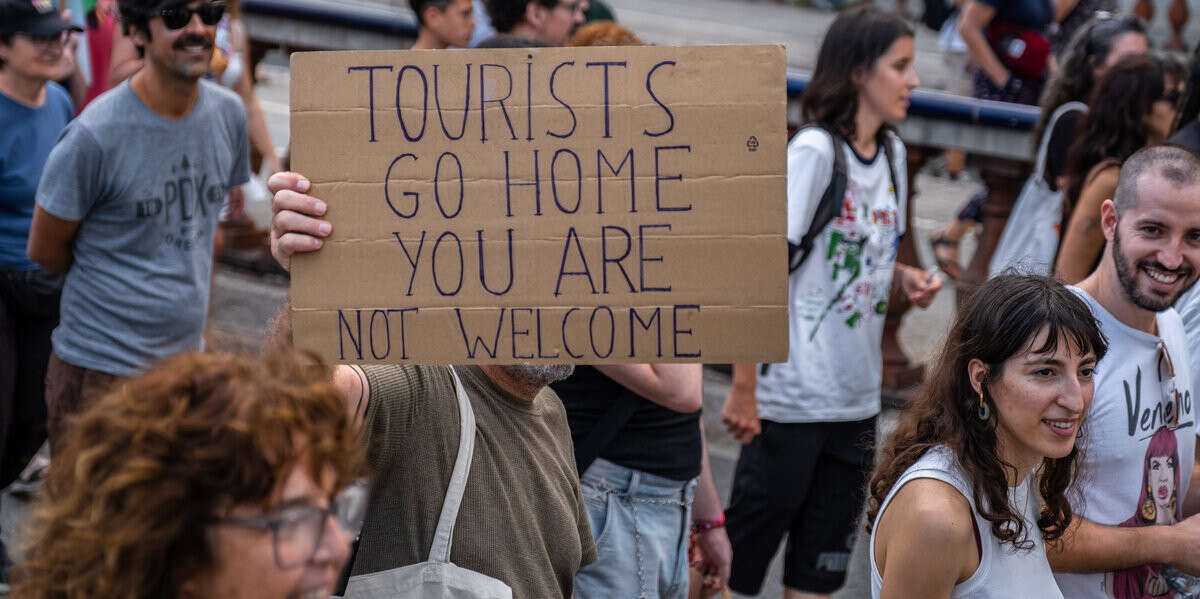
[722,6,940,596]
[12,351,367,599]
[868,274,1108,598]
[1055,54,1181,283]
[720,7,945,597]
[930,15,1147,280]
[1034,14,1146,191]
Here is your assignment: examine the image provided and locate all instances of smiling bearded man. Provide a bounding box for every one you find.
[27,0,249,450]
[1049,144,1200,598]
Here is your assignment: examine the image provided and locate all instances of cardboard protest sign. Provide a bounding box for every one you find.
[289,44,788,364]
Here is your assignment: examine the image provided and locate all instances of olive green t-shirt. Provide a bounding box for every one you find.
[353,365,597,598]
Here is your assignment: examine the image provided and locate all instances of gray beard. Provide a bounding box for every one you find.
[499,364,576,388]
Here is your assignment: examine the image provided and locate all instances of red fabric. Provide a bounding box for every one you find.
[985,22,1051,81]
[81,6,114,110]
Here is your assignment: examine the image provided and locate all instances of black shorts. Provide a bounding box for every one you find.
[725,417,877,595]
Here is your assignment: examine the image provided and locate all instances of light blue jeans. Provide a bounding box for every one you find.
[573,458,697,599]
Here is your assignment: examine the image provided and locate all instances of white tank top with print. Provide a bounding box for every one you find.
[869,445,1064,599]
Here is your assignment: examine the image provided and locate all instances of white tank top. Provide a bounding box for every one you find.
[869,446,1064,599]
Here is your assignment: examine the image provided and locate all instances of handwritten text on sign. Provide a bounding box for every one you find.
[289,45,788,364]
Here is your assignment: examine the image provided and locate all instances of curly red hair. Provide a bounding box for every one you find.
[13,351,364,599]
[569,21,642,47]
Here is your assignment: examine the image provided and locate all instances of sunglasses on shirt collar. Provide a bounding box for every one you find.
[157,0,225,30]
[1158,340,1182,429]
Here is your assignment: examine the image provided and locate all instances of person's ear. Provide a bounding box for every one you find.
[423,5,443,29]
[851,65,866,87]
[1101,199,1119,242]
[525,1,547,28]
[967,358,988,396]
[129,23,150,51]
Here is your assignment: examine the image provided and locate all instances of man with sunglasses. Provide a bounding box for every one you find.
[26,0,249,449]
[480,0,586,47]
[1050,145,1200,597]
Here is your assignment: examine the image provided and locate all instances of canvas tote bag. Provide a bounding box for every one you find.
[338,367,513,599]
[988,101,1086,277]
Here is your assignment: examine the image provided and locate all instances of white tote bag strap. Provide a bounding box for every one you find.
[1033,101,1087,177]
[427,366,476,564]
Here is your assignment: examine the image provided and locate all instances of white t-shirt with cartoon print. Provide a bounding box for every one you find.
[1055,288,1198,599]
[755,128,907,423]
[1173,283,1200,404]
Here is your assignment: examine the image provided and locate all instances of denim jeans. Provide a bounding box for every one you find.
[573,458,697,599]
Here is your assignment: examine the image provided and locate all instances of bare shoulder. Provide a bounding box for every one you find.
[887,478,975,541]
[876,477,977,578]
[1082,163,1120,197]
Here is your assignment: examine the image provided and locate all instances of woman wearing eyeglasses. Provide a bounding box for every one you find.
[1055,54,1184,283]
[12,351,367,599]
[868,274,1108,599]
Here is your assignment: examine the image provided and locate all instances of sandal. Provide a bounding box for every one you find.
[929,232,962,282]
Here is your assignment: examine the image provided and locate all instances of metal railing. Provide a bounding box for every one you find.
[242,0,1040,158]
[243,0,419,37]
[786,73,1038,130]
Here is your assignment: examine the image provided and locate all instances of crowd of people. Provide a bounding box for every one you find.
[4,0,1200,598]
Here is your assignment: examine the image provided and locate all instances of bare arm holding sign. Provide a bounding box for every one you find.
[269,171,367,424]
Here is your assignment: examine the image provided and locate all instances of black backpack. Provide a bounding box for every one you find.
[788,125,899,273]
[764,126,900,377]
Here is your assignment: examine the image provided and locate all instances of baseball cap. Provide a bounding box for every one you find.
[0,0,85,37]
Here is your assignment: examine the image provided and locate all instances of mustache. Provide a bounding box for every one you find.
[172,35,213,50]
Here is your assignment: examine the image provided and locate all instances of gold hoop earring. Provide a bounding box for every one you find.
[977,390,990,421]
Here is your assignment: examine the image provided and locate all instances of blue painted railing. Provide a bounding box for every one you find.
[786,73,1038,130]
[242,0,420,37]
[241,0,1039,131]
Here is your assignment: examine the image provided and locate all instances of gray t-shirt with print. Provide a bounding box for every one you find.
[36,79,249,376]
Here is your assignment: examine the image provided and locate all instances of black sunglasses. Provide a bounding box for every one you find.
[158,1,225,30]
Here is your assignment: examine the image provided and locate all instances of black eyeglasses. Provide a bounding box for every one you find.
[216,479,370,569]
[557,0,586,14]
[1162,89,1183,106]
[158,1,225,30]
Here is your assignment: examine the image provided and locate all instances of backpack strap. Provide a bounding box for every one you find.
[790,127,901,273]
[790,125,848,273]
[880,131,901,209]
